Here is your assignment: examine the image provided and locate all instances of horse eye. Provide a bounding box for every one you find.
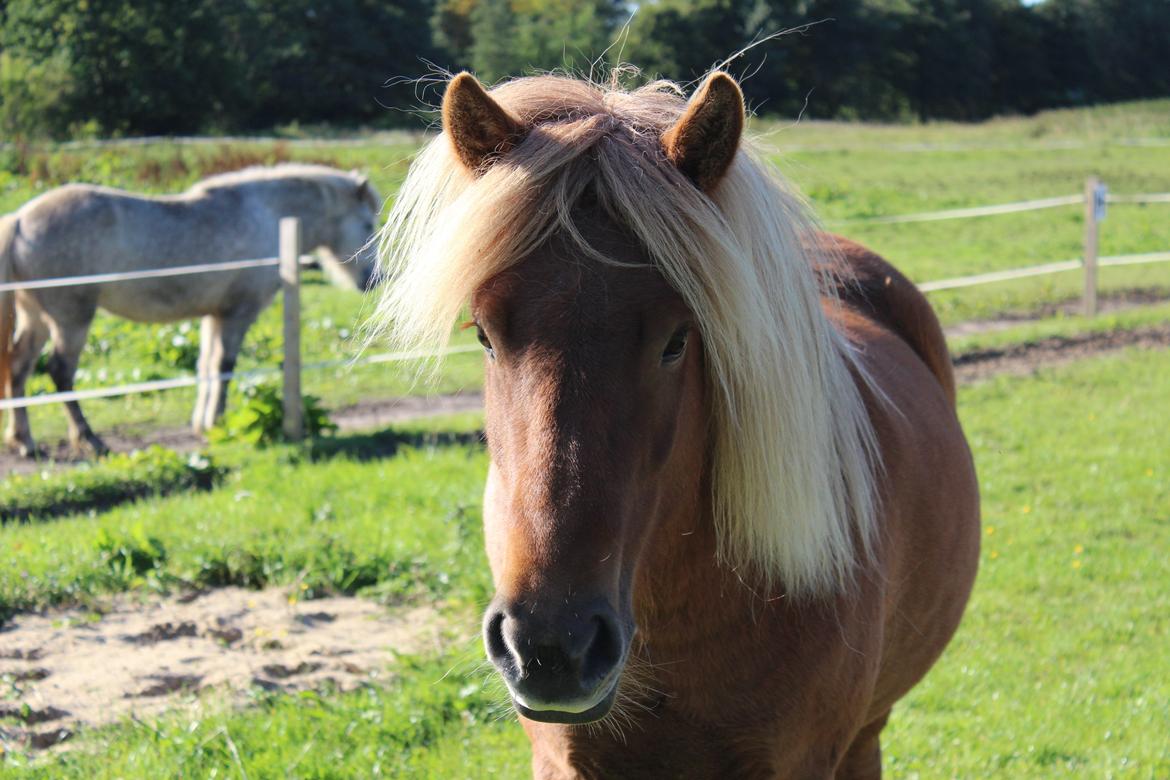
[661,326,689,365]
[476,325,495,359]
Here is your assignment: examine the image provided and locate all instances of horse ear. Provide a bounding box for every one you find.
[442,72,525,173]
[355,175,371,201]
[661,72,745,192]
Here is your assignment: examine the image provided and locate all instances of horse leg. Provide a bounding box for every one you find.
[834,711,890,780]
[45,323,107,456]
[3,309,49,457]
[192,315,220,433]
[201,308,260,430]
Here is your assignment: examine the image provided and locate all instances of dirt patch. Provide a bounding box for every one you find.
[943,288,1170,338]
[329,392,483,431]
[0,587,443,751]
[953,323,1170,383]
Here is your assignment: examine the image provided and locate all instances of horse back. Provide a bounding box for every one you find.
[818,234,956,405]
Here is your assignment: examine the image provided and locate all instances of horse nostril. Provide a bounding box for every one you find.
[581,613,623,685]
[485,610,518,679]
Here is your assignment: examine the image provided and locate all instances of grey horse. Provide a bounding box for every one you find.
[0,164,381,457]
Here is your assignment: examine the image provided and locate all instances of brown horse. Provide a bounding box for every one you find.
[374,70,980,778]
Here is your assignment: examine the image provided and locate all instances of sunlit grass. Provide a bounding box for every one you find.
[2,100,1169,778]
[4,348,1170,776]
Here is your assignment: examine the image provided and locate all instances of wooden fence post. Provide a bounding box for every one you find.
[1083,176,1101,317]
[280,217,304,441]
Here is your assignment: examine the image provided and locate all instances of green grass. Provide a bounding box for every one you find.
[756,98,1170,149]
[884,349,1170,778]
[0,414,490,620]
[770,117,1170,323]
[3,100,1170,777]
[4,347,1170,776]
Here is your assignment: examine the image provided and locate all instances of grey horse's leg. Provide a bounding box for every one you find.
[45,320,107,456]
[192,315,220,433]
[3,308,50,457]
[200,307,261,431]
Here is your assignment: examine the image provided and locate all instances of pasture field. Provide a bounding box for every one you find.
[2,341,1169,776]
[2,101,1170,777]
[3,99,1170,447]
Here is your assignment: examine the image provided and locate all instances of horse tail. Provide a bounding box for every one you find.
[0,213,17,423]
[821,234,957,406]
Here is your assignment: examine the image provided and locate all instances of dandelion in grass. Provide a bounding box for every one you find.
[1021,505,1032,514]
[990,551,999,560]
[986,526,996,536]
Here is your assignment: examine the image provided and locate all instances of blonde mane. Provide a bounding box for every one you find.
[373,73,879,596]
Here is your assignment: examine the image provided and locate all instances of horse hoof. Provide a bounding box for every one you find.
[69,436,109,459]
[5,437,40,459]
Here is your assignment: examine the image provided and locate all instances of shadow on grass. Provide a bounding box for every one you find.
[306,427,486,463]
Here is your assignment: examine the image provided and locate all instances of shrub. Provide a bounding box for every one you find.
[208,382,337,446]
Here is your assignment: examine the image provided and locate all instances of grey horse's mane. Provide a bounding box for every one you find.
[193,163,363,192]
[191,164,378,212]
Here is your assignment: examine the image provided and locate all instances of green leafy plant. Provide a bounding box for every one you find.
[95,525,167,577]
[152,322,200,371]
[209,382,337,446]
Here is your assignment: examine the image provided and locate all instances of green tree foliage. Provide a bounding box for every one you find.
[437,0,626,83]
[1,0,235,136]
[226,0,439,128]
[628,0,1170,120]
[1,0,1168,136]
[0,0,437,138]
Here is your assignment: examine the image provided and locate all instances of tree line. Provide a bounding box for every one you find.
[1,0,1167,138]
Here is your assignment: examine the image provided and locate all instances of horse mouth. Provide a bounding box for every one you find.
[512,682,620,725]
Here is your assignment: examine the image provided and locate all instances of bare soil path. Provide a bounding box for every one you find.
[0,587,446,751]
[941,288,1170,338]
[952,323,1170,383]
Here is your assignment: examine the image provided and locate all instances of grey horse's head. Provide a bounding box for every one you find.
[317,172,382,291]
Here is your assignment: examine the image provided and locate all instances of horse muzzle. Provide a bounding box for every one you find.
[484,597,628,724]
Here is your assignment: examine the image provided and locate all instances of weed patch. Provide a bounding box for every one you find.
[209,383,337,446]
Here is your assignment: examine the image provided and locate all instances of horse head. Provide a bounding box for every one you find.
[318,171,381,291]
[446,71,745,723]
